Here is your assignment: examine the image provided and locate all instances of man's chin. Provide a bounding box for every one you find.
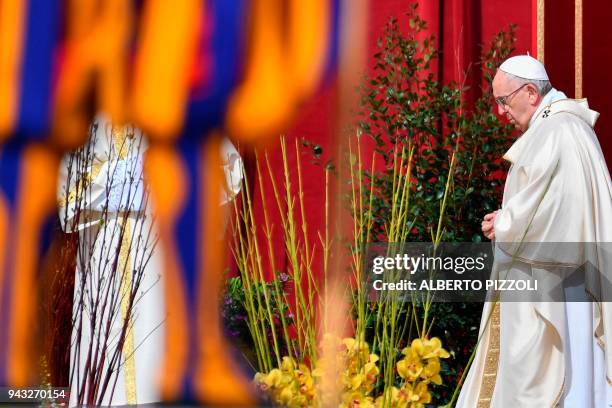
[510,121,524,131]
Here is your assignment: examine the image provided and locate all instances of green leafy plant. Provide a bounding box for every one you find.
[358,6,516,244]
[353,4,518,405]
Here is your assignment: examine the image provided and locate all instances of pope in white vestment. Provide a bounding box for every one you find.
[58,115,165,406]
[458,56,612,407]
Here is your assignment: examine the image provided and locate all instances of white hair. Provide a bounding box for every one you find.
[504,72,552,96]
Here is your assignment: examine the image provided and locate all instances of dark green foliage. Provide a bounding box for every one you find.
[357,5,516,243]
[355,4,518,404]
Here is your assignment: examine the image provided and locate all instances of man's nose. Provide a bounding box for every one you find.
[497,104,506,115]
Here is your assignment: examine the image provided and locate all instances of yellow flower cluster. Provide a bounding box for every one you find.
[380,337,450,408]
[336,337,380,407]
[253,336,449,408]
[375,383,431,408]
[254,357,317,407]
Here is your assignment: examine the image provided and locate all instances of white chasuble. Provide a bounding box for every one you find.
[458,93,612,407]
[57,115,165,406]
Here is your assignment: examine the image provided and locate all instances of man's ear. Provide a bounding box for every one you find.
[527,84,540,105]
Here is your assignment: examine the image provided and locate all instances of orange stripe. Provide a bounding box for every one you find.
[51,0,98,148]
[144,145,189,400]
[98,0,131,126]
[193,135,253,405]
[225,0,296,145]
[0,0,26,140]
[7,144,59,386]
[195,135,223,384]
[51,0,131,149]
[131,0,202,141]
[289,0,329,99]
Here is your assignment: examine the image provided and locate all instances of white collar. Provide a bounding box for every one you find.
[503,90,599,163]
[528,88,567,127]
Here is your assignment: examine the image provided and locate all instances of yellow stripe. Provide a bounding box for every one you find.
[0,0,26,139]
[537,0,545,63]
[57,161,104,209]
[574,0,583,98]
[119,218,137,404]
[112,125,131,160]
[114,124,138,403]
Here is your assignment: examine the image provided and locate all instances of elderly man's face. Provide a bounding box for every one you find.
[492,71,540,132]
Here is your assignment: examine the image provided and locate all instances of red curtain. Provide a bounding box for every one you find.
[583,0,612,170]
[544,0,612,170]
[245,0,535,281]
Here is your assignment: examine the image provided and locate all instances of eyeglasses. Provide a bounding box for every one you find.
[494,83,528,107]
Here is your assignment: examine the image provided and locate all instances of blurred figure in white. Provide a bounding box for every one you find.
[57,114,243,406]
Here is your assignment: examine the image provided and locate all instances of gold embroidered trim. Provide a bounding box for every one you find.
[475,302,567,407]
[574,0,583,98]
[119,218,137,404]
[477,303,500,406]
[112,125,133,160]
[537,0,545,62]
[58,161,105,209]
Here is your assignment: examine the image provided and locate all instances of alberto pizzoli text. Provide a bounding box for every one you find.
[372,279,538,291]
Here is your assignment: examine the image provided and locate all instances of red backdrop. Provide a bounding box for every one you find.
[243,0,611,281]
[543,0,612,169]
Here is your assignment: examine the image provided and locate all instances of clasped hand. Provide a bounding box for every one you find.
[481,210,500,240]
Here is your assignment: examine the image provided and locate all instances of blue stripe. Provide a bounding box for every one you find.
[175,140,201,398]
[16,0,60,139]
[0,142,25,383]
[183,0,248,139]
[323,0,341,80]
[176,141,200,304]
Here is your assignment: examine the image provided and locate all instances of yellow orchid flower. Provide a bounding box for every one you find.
[408,338,425,356]
[404,381,432,407]
[281,356,297,372]
[397,349,424,382]
[342,390,376,408]
[421,358,442,384]
[403,337,450,360]
[421,337,451,359]
[343,337,356,350]
[278,385,295,405]
[254,368,282,389]
[374,386,399,407]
